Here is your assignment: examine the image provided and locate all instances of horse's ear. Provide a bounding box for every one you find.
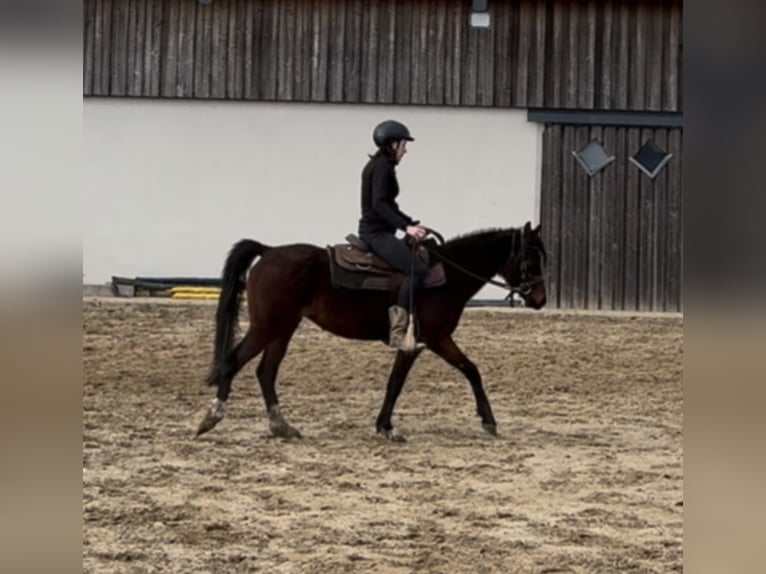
[524,221,532,233]
[534,224,542,235]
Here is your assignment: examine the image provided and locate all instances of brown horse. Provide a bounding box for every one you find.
[196,222,547,442]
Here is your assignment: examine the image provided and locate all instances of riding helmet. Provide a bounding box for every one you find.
[372,120,415,148]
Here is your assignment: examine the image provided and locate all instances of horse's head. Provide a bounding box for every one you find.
[502,222,547,310]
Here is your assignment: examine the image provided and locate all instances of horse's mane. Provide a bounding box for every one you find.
[443,227,517,249]
[442,227,514,249]
[441,226,547,262]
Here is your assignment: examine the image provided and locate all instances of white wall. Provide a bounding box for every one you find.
[84,98,541,298]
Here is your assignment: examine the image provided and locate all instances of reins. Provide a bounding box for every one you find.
[416,227,544,300]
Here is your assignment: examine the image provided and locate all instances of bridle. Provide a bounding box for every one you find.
[418,228,545,305]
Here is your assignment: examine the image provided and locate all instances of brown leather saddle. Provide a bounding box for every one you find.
[327,234,446,292]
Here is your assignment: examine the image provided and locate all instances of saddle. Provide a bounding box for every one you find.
[327,234,446,292]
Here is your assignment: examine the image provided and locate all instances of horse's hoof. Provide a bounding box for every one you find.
[482,423,498,437]
[196,411,223,437]
[269,421,303,440]
[377,427,407,443]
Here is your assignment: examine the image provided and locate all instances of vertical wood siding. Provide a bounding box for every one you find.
[83,0,683,112]
[540,123,683,312]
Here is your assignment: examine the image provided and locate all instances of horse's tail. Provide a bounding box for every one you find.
[205,239,270,387]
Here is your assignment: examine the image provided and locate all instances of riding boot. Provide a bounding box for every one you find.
[388,306,423,353]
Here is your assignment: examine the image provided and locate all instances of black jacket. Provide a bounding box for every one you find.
[358,153,418,235]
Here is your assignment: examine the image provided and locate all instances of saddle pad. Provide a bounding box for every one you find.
[327,246,446,292]
[332,243,430,275]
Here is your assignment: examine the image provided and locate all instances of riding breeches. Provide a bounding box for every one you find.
[359,232,428,309]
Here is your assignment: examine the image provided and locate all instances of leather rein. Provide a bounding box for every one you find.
[417,227,544,302]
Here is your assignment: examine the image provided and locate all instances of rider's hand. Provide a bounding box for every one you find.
[406,225,428,241]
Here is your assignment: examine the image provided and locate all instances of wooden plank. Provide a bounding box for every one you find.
[587,126,603,308]
[598,0,613,109]
[110,0,129,96]
[377,0,396,103]
[276,0,293,100]
[615,1,629,109]
[477,9,495,106]
[614,125,628,309]
[544,125,563,308]
[194,1,211,98]
[637,127,655,311]
[530,0,547,107]
[243,0,255,99]
[210,0,228,99]
[260,0,279,100]
[229,0,244,99]
[573,125,590,308]
[394,0,412,103]
[448,0,464,106]
[177,0,196,97]
[514,0,532,106]
[146,0,163,97]
[130,0,147,96]
[149,0,164,97]
[344,0,362,101]
[311,0,331,101]
[83,0,96,95]
[665,1,681,111]
[327,0,346,101]
[653,128,669,311]
[666,128,682,311]
[599,125,617,310]
[360,0,379,102]
[559,126,575,308]
[295,0,309,100]
[237,0,247,99]
[647,1,664,110]
[547,0,564,107]
[427,0,447,105]
[92,0,103,95]
[610,126,627,309]
[580,0,596,109]
[425,0,435,103]
[462,11,479,105]
[630,2,647,110]
[507,1,520,106]
[539,124,551,304]
[564,0,579,108]
[161,0,179,97]
[409,0,427,104]
[99,0,113,95]
[125,0,137,94]
[492,0,511,107]
[623,127,640,310]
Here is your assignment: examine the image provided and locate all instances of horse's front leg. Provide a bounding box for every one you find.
[375,349,423,442]
[428,336,498,436]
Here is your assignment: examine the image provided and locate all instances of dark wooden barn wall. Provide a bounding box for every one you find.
[83,0,683,111]
[540,124,683,312]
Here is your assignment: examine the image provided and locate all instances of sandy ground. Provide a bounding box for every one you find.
[83,298,682,573]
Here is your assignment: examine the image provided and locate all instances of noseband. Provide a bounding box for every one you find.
[504,231,545,304]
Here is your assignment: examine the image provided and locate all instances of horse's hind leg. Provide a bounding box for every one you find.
[196,328,264,436]
[256,321,302,439]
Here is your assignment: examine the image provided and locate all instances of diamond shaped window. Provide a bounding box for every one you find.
[630,139,673,179]
[572,139,615,176]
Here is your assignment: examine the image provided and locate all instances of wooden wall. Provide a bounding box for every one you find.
[82,0,683,111]
[540,123,683,312]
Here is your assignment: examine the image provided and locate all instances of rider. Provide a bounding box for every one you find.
[358,120,429,352]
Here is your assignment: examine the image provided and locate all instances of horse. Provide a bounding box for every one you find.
[195,222,547,442]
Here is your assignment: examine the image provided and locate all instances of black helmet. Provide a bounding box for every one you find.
[373,120,414,148]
